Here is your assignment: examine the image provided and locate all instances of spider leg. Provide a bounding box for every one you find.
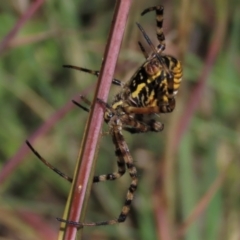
[119,113,164,133]
[123,118,164,133]
[138,41,149,59]
[72,95,94,112]
[26,97,127,185]
[72,100,90,112]
[141,5,165,53]
[26,140,73,183]
[63,65,124,87]
[72,95,99,113]
[96,98,112,110]
[57,120,137,226]
[97,98,164,133]
[72,97,128,183]
[26,139,126,184]
[123,97,175,115]
[93,129,126,183]
[136,22,172,80]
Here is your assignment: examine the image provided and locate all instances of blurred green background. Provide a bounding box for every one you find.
[0,0,240,239]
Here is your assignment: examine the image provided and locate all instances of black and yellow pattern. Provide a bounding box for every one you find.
[105,5,182,133]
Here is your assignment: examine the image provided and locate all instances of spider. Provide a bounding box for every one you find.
[64,5,182,135]
[26,99,136,226]
[26,5,182,227]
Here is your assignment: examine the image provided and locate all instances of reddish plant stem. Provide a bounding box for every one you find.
[0,0,45,54]
[177,169,227,237]
[154,2,227,238]
[0,89,92,184]
[170,3,227,238]
[173,20,226,152]
[17,210,58,240]
[59,1,133,239]
[153,161,174,240]
[0,101,72,183]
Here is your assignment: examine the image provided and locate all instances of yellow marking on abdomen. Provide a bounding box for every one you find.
[112,100,123,110]
[131,83,146,98]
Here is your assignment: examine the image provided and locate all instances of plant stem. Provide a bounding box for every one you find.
[58,1,133,239]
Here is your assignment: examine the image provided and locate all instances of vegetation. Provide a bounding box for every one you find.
[0,0,239,239]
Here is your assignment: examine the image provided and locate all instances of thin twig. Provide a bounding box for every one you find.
[173,2,228,152]
[154,1,228,239]
[177,168,228,238]
[17,210,58,240]
[58,1,133,239]
[0,0,45,55]
[154,1,194,238]
[0,90,92,184]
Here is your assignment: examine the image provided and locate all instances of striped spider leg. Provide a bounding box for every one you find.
[26,102,127,186]
[57,97,138,226]
[25,98,136,227]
